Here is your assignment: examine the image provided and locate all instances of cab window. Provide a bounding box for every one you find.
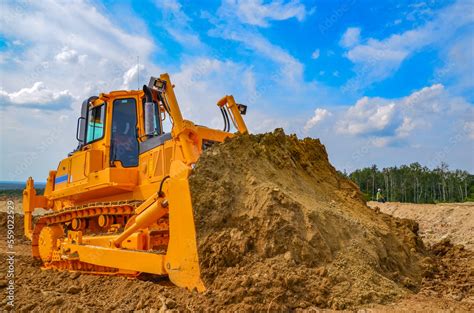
[86,103,106,143]
[111,98,139,167]
[142,100,162,136]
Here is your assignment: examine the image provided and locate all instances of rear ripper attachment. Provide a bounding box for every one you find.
[23,73,249,291]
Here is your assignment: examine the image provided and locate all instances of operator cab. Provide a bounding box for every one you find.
[74,80,173,169]
[47,73,248,200]
[75,94,141,168]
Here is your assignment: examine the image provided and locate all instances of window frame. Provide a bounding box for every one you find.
[85,102,107,145]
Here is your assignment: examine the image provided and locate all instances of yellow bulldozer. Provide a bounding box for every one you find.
[22,73,248,292]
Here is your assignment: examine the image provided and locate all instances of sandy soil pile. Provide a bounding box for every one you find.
[368,201,474,249]
[189,129,425,310]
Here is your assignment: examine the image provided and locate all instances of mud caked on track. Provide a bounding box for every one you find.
[1,129,472,312]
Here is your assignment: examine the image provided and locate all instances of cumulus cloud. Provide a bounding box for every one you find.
[340,27,360,48]
[225,0,307,27]
[337,98,398,136]
[0,0,155,95]
[304,108,331,131]
[402,84,445,112]
[307,83,474,148]
[0,0,156,181]
[342,0,474,90]
[0,82,74,110]
[55,47,87,64]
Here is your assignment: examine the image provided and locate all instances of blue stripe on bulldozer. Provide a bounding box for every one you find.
[55,175,68,184]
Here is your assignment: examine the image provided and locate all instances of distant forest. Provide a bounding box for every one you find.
[347,162,473,203]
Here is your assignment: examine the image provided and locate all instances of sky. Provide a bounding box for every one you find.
[0,0,473,182]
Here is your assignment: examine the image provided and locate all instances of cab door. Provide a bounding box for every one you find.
[110,98,139,167]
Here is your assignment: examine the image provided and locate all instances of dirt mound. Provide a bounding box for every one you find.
[420,239,473,302]
[189,129,425,310]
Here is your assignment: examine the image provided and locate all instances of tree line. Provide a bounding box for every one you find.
[346,162,473,203]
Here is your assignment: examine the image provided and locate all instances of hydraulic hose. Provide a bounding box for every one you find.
[222,107,230,132]
[158,175,170,197]
[220,107,229,132]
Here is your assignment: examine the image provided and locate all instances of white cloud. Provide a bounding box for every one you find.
[154,0,203,48]
[205,0,320,94]
[225,0,307,27]
[311,49,320,59]
[300,85,473,172]
[402,84,445,112]
[438,34,474,93]
[1,3,153,64]
[343,0,474,90]
[0,82,75,110]
[167,57,297,138]
[54,46,87,64]
[0,0,156,181]
[396,117,416,138]
[337,97,397,136]
[171,58,253,124]
[210,26,304,82]
[122,64,146,89]
[316,83,474,147]
[340,27,361,48]
[304,108,331,131]
[0,0,157,103]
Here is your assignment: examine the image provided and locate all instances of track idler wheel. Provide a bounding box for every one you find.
[38,225,64,262]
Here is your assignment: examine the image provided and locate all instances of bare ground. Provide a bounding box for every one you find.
[368,201,474,250]
[1,201,473,312]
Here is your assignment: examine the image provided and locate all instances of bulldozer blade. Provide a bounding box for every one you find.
[165,160,206,292]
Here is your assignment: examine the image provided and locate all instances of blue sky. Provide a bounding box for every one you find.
[0,0,473,181]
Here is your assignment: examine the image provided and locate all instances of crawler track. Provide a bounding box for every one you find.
[32,200,144,275]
